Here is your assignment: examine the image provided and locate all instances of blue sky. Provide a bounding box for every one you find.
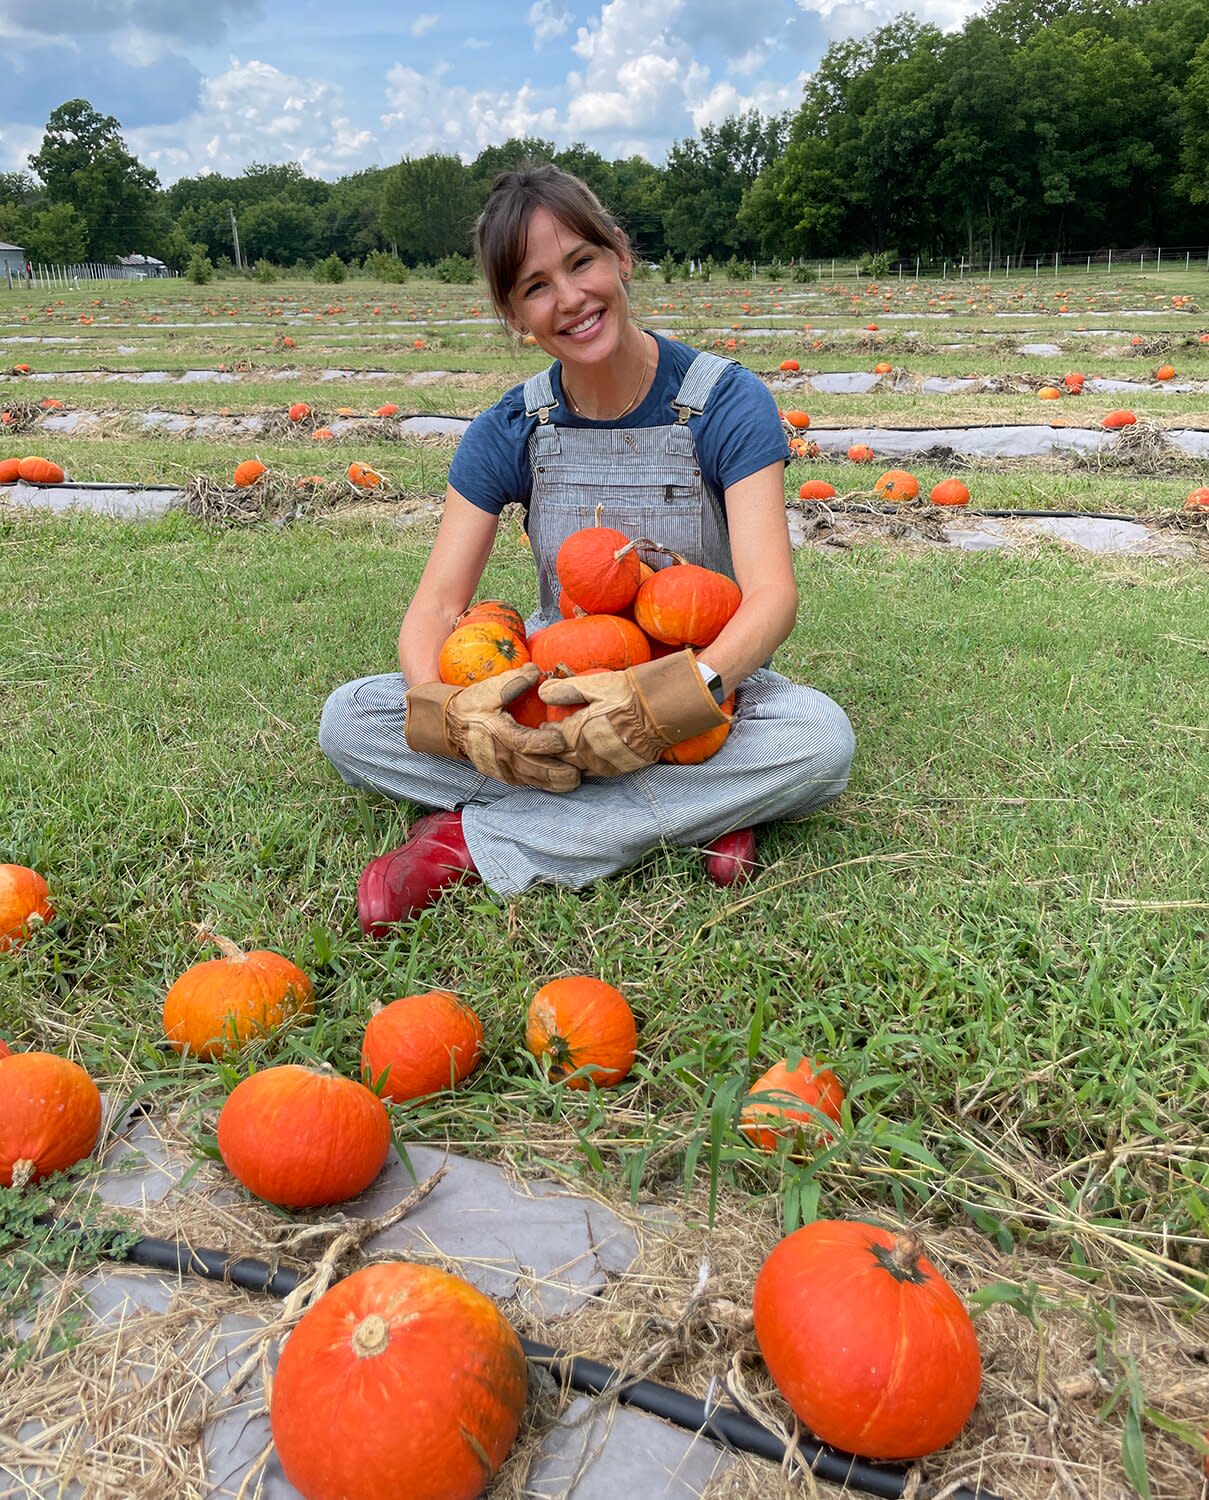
[0,0,979,185]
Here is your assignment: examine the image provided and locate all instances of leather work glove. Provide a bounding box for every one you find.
[405,664,581,793]
[538,651,731,778]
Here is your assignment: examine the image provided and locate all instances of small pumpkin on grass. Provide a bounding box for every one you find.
[1185,486,1209,511]
[217,1064,390,1207]
[162,930,313,1060]
[782,409,811,430]
[347,461,383,489]
[873,468,919,503]
[361,990,483,1103]
[929,478,970,507]
[1155,364,1175,382]
[287,402,311,422]
[526,976,637,1089]
[0,864,53,952]
[799,480,836,501]
[375,403,399,417]
[873,361,893,374]
[847,443,875,463]
[233,459,267,488]
[270,1262,527,1500]
[740,1057,844,1152]
[779,359,800,372]
[17,456,65,484]
[0,1052,102,1188]
[438,621,530,686]
[754,1219,981,1459]
[1102,409,1137,430]
[0,457,21,483]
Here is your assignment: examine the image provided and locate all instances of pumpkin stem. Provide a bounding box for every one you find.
[593,501,605,527]
[351,1313,391,1360]
[195,926,246,964]
[889,1230,925,1273]
[11,1159,35,1191]
[616,538,688,567]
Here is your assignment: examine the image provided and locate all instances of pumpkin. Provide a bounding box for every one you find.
[17,456,65,484]
[1037,386,1061,401]
[270,1262,527,1500]
[779,359,800,372]
[438,622,530,686]
[0,1038,11,1058]
[217,1064,391,1207]
[0,1052,102,1188]
[847,444,875,463]
[312,427,334,441]
[754,1220,981,1459]
[0,458,21,483]
[361,990,483,1103]
[1155,364,1175,382]
[633,565,741,648]
[558,589,586,619]
[873,469,919,502]
[873,362,893,374]
[506,681,550,727]
[556,523,643,614]
[529,614,651,674]
[233,459,267,488]
[162,932,313,1060]
[929,478,970,507]
[40,397,63,410]
[740,1057,845,1152]
[1185,487,1209,511]
[376,403,399,417]
[799,480,836,500]
[1102,409,1137,430]
[456,599,527,641]
[1063,372,1085,392]
[347,461,383,489]
[288,402,310,421]
[526,977,637,1089]
[0,864,53,952]
[661,693,735,763]
[782,410,811,430]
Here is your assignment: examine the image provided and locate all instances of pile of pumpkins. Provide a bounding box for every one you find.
[0,456,66,486]
[0,841,987,1498]
[437,517,742,763]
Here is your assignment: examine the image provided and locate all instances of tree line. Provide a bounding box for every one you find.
[2,0,1208,277]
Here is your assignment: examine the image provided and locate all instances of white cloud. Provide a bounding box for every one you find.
[409,13,439,37]
[382,64,559,159]
[464,37,491,48]
[528,0,571,47]
[795,0,979,38]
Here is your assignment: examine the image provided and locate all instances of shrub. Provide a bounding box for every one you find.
[432,253,479,284]
[363,250,410,283]
[723,255,746,280]
[701,255,716,282]
[186,252,214,285]
[314,253,347,284]
[791,263,817,283]
[253,259,278,283]
[859,250,893,279]
[660,252,678,283]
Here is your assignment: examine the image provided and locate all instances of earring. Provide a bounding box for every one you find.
[621,272,629,281]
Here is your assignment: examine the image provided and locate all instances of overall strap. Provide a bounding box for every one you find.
[669,351,738,424]
[523,367,560,423]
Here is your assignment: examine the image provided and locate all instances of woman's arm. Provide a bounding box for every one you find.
[398,486,503,684]
[697,461,799,694]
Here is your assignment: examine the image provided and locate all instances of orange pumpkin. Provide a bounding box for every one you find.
[0,864,53,952]
[0,1038,11,1058]
[438,622,530,685]
[233,459,267,487]
[754,1220,981,1459]
[529,614,651,674]
[1037,386,1061,401]
[456,599,527,641]
[799,480,836,500]
[376,403,400,417]
[873,362,893,374]
[270,1262,527,1500]
[347,461,383,489]
[1102,409,1137,430]
[506,681,550,727]
[1155,364,1175,381]
[17,456,65,484]
[782,410,811,430]
[162,933,313,1060]
[633,565,741,648]
[0,458,21,483]
[873,469,919,502]
[1063,372,1085,392]
[661,693,734,763]
[0,1052,102,1188]
[929,478,970,507]
[1185,487,1209,511]
[779,359,800,372]
[361,990,483,1103]
[287,402,310,421]
[217,1065,391,1207]
[556,523,643,614]
[312,427,334,441]
[740,1057,845,1152]
[526,977,637,1088]
[847,443,875,463]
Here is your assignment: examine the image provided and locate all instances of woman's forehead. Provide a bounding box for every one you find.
[514,208,593,278]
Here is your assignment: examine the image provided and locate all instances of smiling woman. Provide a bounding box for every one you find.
[317,163,856,935]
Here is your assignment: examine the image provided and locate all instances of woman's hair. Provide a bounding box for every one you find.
[474,162,629,318]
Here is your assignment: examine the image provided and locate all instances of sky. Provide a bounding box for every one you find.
[0,0,981,186]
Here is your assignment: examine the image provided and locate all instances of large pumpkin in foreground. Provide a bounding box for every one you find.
[0,863,54,952]
[271,1262,527,1500]
[754,1219,981,1459]
[0,1052,102,1187]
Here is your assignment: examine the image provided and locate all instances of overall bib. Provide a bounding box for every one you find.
[319,354,856,896]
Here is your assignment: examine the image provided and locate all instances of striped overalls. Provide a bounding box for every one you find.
[319,354,856,895]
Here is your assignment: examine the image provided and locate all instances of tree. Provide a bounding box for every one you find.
[22,202,89,264]
[381,155,478,264]
[0,172,38,205]
[662,111,787,260]
[1175,36,1209,204]
[28,99,159,261]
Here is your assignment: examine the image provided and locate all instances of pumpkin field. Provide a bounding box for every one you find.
[1,268,1208,1499]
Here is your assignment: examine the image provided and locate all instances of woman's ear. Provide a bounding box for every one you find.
[614,228,633,281]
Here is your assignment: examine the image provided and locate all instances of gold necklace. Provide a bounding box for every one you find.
[563,334,650,421]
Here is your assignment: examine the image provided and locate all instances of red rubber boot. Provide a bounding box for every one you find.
[701,827,757,887]
[357,810,479,936]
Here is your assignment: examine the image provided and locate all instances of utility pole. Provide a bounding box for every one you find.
[230,207,243,271]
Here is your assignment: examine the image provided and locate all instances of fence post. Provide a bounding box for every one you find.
[1087,256,1091,273]
[1035,258,1039,276]
[1187,251,1190,272]
[831,259,835,282]
[1157,247,1162,270]
[1140,252,1144,270]
[1108,248,1112,273]
[1006,253,1010,277]
[1053,250,1058,276]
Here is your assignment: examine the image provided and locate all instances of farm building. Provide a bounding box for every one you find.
[0,241,27,279]
[116,254,168,279]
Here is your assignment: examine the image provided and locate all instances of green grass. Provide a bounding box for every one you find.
[3,509,1206,1291]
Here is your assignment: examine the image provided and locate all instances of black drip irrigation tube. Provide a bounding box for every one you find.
[114,1228,1003,1500]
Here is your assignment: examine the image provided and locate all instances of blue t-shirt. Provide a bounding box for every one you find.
[448,333,789,517]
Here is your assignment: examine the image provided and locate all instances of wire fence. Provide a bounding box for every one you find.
[2,262,178,290]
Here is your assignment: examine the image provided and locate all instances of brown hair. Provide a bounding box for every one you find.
[474,162,630,319]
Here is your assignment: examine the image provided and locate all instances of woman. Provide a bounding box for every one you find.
[319,164,855,936]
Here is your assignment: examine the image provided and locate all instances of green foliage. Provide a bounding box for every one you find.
[431,252,478,284]
[860,251,894,278]
[9,201,90,265]
[661,111,788,263]
[253,258,278,282]
[363,249,410,282]
[723,255,747,279]
[660,251,678,283]
[313,252,347,283]
[186,251,214,284]
[700,254,716,281]
[791,262,816,282]
[381,154,477,265]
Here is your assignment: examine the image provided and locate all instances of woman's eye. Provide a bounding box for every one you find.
[575,256,593,268]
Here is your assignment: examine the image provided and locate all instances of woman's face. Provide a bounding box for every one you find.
[506,206,633,368]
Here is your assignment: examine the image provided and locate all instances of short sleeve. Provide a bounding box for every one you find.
[446,391,533,514]
[694,364,790,493]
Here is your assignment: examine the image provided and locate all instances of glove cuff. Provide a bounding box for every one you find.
[404,681,462,756]
[632,650,731,746]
